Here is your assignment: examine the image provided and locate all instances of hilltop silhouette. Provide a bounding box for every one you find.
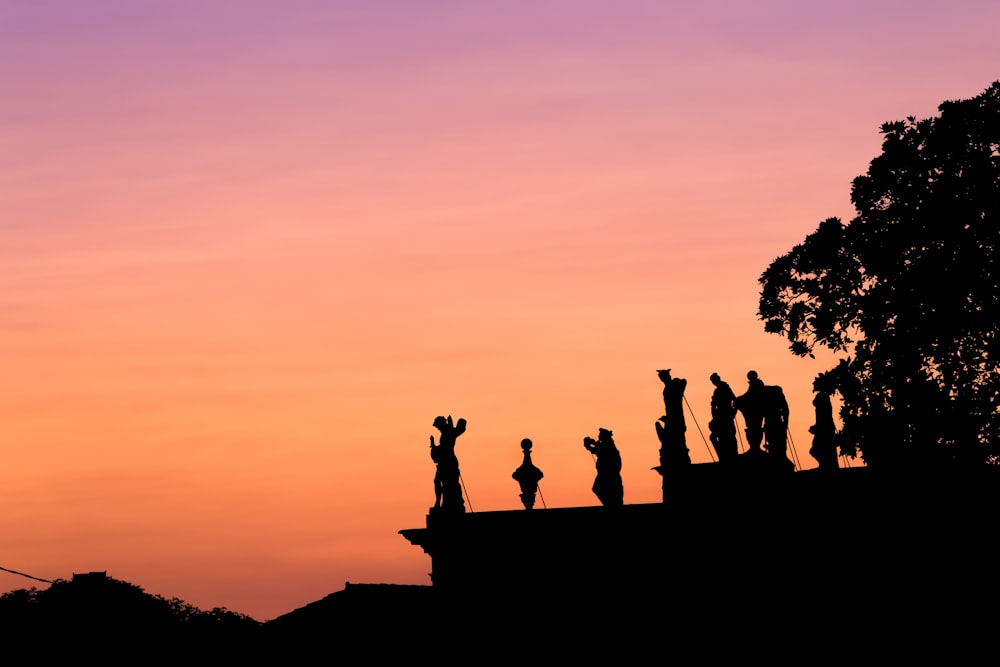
[0,572,260,661]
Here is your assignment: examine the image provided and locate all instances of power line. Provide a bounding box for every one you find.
[786,426,803,471]
[683,394,715,462]
[459,473,473,513]
[1,566,53,584]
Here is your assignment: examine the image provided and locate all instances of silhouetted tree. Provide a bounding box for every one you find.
[0,573,260,659]
[758,81,1000,467]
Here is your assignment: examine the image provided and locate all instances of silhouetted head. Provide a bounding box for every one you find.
[521,438,533,451]
[657,369,671,383]
[432,416,448,430]
[747,370,759,383]
[598,428,613,441]
[813,373,836,394]
[710,372,721,385]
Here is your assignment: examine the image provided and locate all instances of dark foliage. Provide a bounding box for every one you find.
[0,574,261,661]
[759,81,1000,467]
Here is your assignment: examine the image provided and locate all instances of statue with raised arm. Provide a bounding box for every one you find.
[512,438,544,509]
[655,369,690,470]
[430,415,467,513]
[657,369,687,428]
[583,428,623,507]
[708,373,739,462]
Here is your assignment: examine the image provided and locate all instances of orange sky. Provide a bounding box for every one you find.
[2,1,999,620]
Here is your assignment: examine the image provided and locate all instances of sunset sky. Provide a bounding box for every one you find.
[3,1,998,621]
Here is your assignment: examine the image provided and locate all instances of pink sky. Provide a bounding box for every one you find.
[2,1,999,620]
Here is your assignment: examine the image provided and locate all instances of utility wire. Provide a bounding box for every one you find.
[1,566,53,584]
[682,394,715,462]
[459,473,473,513]
[786,426,802,471]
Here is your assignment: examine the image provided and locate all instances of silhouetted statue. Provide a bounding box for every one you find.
[708,373,738,462]
[583,428,623,507]
[512,438,544,509]
[762,382,791,465]
[430,415,467,513]
[655,418,692,469]
[655,368,691,469]
[809,375,838,471]
[657,369,688,436]
[736,370,793,470]
[735,370,767,455]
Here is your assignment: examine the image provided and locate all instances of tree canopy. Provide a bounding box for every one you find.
[759,81,1000,468]
[0,574,260,658]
